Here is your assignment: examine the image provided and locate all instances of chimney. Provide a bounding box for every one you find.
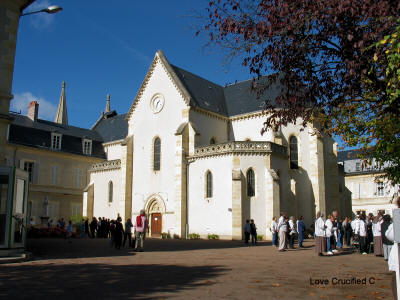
[27,101,39,121]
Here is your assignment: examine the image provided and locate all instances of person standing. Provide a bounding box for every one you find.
[297,216,305,248]
[270,217,278,247]
[243,220,251,244]
[343,217,352,247]
[372,215,383,256]
[382,214,393,261]
[325,215,334,255]
[277,212,288,252]
[315,212,326,256]
[250,219,257,245]
[288,216,297,249]
[134,210,148,252]
[66,220,73,243]
[123,218,133,247]
[114,217,124,249]
[356,214,368,254]
[89,217,97,239]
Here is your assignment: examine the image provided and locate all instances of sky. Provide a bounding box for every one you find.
[12,0,251,129]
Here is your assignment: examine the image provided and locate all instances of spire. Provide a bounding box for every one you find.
[54,81,68,126]
[105,94,110,113]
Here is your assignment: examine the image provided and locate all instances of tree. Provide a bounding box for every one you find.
[200,0,400,182]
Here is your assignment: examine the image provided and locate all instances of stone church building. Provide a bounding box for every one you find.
[84,50,351,239]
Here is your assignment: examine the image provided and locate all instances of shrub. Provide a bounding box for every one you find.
[173,233,180,239]
[257,235,264,241]
[161,232,168,239]
[188,233,200,240]
[207,234,219,240]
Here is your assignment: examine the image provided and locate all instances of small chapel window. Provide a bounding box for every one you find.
[153,137,161,171]
[289,136,298,169]
[108,181,113,203]
[206,171,213,198]
[247,168,255,197]
[210,138,216,145]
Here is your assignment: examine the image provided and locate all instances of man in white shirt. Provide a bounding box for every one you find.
[277,212,288,252]
[270,217,278,247]
[288,216,297,249]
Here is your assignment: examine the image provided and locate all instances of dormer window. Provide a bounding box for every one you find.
[82,139,92,155]
[51,133,62,150]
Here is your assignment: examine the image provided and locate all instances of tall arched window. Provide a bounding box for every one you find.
[153,137,161,171]
[108,181,113,203]
[247,169,255,197]
[289,136,298,169]
[206,171,213,198]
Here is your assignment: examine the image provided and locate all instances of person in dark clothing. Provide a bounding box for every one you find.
[89,217,97,238]
[343,217,352,247]
[84,219,89,238]
[381,214,393,261]
[123,218,133,247]
[244,219,250,244]
[114,218,124,249]
[250,219,257,245]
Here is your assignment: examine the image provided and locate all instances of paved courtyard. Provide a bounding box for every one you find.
[0,238,393,299]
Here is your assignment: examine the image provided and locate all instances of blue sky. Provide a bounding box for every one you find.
[12,0,252,129]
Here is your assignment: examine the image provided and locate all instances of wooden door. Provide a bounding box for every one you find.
[151,213,162,237]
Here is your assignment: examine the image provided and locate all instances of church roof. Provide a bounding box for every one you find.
[170,64,282,117]
[9,114,105,158]
[92,112,128,143]
[126,50,286,121]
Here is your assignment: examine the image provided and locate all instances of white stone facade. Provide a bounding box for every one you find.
[84,50,350,239]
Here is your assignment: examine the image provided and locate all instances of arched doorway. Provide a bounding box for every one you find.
[145,197,165,238]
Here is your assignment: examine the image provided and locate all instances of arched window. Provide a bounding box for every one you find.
[153,137,161,171]
[247,169,255,197]
[289,136,298,169]
[206,171,213,198]
[108,181,113,203]
[210,137,216,145]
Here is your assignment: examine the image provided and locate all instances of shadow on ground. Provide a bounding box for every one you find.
[0,263,228,300]
[26,238,273,260]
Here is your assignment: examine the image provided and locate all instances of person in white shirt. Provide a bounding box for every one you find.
[277,212,288,252]
[356,214,368,254]
[325,215,334,255]
[270,217,278,247]
[288,216,297,249]
[372,215,383,256]
[315,212,326,256]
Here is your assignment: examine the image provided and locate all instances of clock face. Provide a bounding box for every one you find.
[151,95,164,113]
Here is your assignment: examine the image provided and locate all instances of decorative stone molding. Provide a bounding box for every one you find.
[89,159,121,172]
[189,141,287,160]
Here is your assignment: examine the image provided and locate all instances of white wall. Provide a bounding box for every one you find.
[91,169,121,219]
[190,111,228,146]
[230,115,274,141]
[104,142,123,161]
[188,156,233,237]
[128,59,189,234]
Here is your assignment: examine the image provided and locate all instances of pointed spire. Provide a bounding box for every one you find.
[105,94,110,113]
[54,81,68,126]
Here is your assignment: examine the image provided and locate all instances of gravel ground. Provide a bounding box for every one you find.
[0,238,393,300]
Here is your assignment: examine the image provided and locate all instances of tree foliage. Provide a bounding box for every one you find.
[200,0,400,183]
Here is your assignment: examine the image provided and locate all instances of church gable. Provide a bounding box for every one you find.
[125,50,191,123]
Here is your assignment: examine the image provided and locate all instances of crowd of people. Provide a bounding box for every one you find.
[52,210,149,251]
[268,214,305,251]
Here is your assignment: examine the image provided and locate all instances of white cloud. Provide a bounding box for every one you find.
[11,92,57,121]
[26,0,56,30]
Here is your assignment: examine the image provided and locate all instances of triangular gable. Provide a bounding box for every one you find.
[125,50,193,122]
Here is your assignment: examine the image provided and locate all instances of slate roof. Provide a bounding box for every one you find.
[337,149,366,162]
[8,114,105,158]
[170,64,283,117]
[92,112,128,143]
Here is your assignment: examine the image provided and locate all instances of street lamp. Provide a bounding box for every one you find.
[21,5,62,16]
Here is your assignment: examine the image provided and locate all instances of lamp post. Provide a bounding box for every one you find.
[21,5,62,16]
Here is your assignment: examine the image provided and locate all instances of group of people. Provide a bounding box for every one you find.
[314,210,395,258]
[86,210,149,251]
[269,213,305,251]
[243,219,258,244]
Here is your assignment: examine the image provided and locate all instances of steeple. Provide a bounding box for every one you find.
[105,94,110,113]
[54,81,68,126]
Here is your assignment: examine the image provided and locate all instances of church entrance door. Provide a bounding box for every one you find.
[151,213,162,237]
